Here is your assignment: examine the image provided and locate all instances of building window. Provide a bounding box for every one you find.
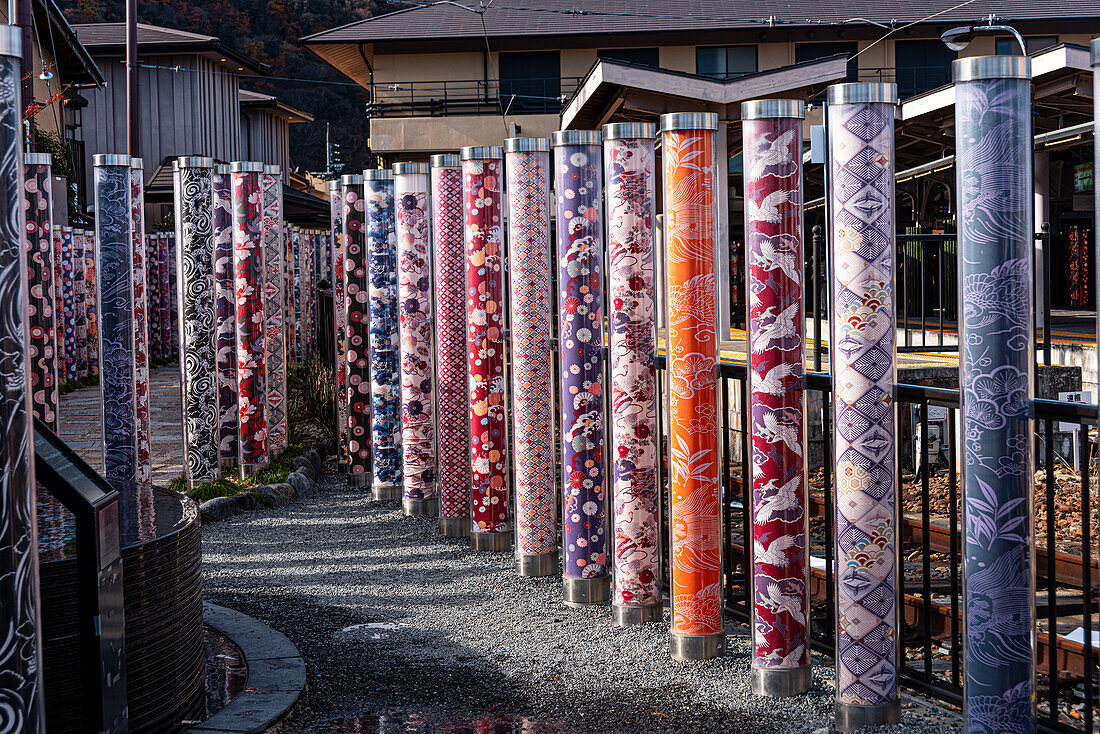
[696,45,757,79]
[499,51,561,113]
[598,47,660,68]
[795,42,858,82]
[894,40,955,98]
[996,36,1057,55]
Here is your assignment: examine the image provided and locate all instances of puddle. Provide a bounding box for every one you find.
[203,624,249,715]
[311,711,562,733]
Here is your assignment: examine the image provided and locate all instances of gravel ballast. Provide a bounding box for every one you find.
[201,471,962,733]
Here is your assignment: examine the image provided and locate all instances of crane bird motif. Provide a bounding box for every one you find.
[751,301,800,354]
[747,129,797,180]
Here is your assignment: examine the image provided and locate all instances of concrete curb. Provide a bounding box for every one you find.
[189,603,306,733]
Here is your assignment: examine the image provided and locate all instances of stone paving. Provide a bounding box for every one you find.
[59,365,186,486]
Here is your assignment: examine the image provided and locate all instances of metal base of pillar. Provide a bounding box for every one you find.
[403,498,437,517]
[563,576,611,607]
[750,665,812,697]
[670,631,725,661]
[834,702,900,731]
[218,458,237,473]
[613,603,663,626]
[337,460,349,474]
[372,484,401,500]
[470,531,512,552]
[346,473,369,488]
[438,517,470,537]
[516,552,558,577]
[239,464,267,480]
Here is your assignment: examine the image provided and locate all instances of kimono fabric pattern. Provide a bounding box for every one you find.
[342,176,373,486]
[146,231,161,360]
[662,114,723,659]
[85,233,98,376]
[604,125,660,620]
[213,167,239,469]
[395,165,436,514]
[431,157,472,536]
[366,173,402,496]
[462,148,509,548]
[157,233,171,360]
[504,140,556,570]
[330,182,349,467]
[742,101,811,693]
[73,231,86,378]
[131,163,151,485]
[59,228,75,382]
[23,154,57,429]
[261,170,288,453]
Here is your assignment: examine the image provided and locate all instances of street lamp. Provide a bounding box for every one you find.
[941,18,1026,55]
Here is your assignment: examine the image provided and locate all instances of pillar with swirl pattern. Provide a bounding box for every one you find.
[23,152,58,429]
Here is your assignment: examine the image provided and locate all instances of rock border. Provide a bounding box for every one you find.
[188,603,307,733]
[200,448,327,523]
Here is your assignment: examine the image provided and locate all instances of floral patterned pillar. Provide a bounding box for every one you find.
[741,100,810,694]
[461,146,510,551]
[662,112,724,659]
[23,152,58,429]
[552,130,609,604]
[230,162,269,476]
[131,159,152,485]
[168,232,180,357]
[363,170,403,498]
[603,123,660,623]
[503,138,557,574]
[213,165,238,471]
[59,227,76,382]
[53,228,63,382]
[261,166,288,454]
[73,229,87,379]
[394,163,436,516]
[85,230,99,377]
[826,83,900,728]
[145,230,161,363]
[341,174,371,487]
[329,179,349,470]
[953,58,1035,733]
[0,29,45,728]
[157,232,172,361]
[431,154,472,537]
[292,226,304,364]
[175,157,219,487]
[93,153,139,490]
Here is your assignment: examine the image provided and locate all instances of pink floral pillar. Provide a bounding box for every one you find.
[131,159,151,485]
[329,179,349,469]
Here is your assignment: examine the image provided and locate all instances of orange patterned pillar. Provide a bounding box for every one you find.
[662,112,724,660]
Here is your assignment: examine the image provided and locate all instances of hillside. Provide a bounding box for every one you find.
[62,0,389,174]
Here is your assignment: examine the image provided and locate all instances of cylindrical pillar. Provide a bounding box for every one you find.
[292,226,304,364]
[603,122,660,623]
[131,158,152,485]
[94,153,139,489]
[213,164,238,472]
[261,166,288,455]
[329,179,349,469]
[175,157,219,487]
[431,154,472,538]
[341,174,371,487]
[552,130,609,604]
[0,28,46,730]
[504,137,557,576]
[73,229,88,379]
[661,112,724,660]
[364,169,403,498]
[156,232,172,361]
[826,82,900,729]
[461,146,510,551]
[394,162,436,516]
[85,229,99,377]
[230,162,268,476]
[741,99,810,695]
[953,57,1035,733]
[53,227,64,383]
[145,229,162,364]
[59,226,76,383]
[23,151,58,429]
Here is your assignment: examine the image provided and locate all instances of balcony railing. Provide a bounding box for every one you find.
[858,65,954,99]
[368,77,584,118]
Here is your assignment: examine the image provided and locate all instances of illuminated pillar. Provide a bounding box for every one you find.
[461,146,510,551]
[329,179,349,470]
[93,153,139,489]
[175,157,219,487]
[73,229,87,379]
[0,28,45,728]
[341,174,371,487]
[131,159,152,485]
[363,169,403,498]
[552,129,609,604]
[826,82,900,728]
[213,164,238,471]
[85,229,99,378]
[741,99,810,694]
[23,151,58,429]
[394,162,436,516]
[603,122,660,623]
[261,166,288,454]
[230,162,268,476]
[953,57,1035,733]
[59,226,76,383]
[504,137,556,575]
[661,112,724,660]
[431,154,472,537]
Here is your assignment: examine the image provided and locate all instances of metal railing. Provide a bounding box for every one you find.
[368,77,583,118]
[858,66,954,98]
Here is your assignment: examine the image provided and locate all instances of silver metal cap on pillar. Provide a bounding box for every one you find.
[459,146,503,161]
[612,603,663,626]
[430,154,460,168]
[372,485,401,500]
[952,54,1030,82]
[438,517,470,538]
[470,531,512,552]
[750,665,813,697]
[562,576,610,608]
[670,631,726,661]
[402,497,437,516]
[516,552,558,577]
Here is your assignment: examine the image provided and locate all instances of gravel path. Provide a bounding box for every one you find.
[201,469,962,733]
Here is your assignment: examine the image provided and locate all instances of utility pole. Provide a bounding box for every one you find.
[12,0,33,148]
[126,0,138,156]
[325,122,330,174]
